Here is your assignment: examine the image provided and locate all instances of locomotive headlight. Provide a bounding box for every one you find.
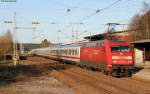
[107,65,112,70]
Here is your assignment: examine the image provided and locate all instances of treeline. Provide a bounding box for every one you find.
[40,39,50,48]
[0,30,13,60]
[128,2,150,41]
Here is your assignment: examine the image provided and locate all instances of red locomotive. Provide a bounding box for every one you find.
[33,39,134,76]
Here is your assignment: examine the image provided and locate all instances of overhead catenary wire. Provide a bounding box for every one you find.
[1,0,137,43]
[79,0,122,22]
[61,0,123,32]
[60,0,140,41]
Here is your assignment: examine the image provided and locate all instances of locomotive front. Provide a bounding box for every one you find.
[105,40,134,76]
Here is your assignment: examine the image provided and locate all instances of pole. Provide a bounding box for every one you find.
[90,32,92,41]
[143,48,146,64]
[146,12,149,39]
[57,30,60,60]
[72,28,74,42]
[76,30,78,39]
[13,12,17,66]
[33,27,36,39]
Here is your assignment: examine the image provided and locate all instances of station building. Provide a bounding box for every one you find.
[131,39,150,64]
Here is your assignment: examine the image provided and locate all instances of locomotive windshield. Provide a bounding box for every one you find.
[111,46,130,52]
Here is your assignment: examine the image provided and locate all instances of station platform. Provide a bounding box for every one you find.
[133,61,150,80]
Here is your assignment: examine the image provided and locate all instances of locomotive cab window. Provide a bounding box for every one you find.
[111,46,130,52]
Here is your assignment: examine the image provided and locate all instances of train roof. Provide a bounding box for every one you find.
[60,40,105,47]
[32,40,129,51]
[60,42,85,48]
[60,40,128,47]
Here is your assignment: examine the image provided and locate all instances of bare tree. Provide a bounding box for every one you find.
[128,1,150,41]
[41,39,50,48]
[142,0,150,14]
[0,30,13,60]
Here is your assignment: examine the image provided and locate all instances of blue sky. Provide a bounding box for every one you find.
[0,0,150,43]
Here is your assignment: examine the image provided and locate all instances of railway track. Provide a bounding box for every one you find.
[74,68,150,94]
[66,69,137,94]
[61,70,114,94]
[13,56,150,94]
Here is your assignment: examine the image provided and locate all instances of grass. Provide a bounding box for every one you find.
[0,60,16,86]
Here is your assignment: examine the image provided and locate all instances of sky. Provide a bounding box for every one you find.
[0,0,150,43]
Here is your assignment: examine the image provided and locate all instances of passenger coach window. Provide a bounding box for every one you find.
[72,50,74,56]
[111,46,130,52]
[76,50,79,55]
